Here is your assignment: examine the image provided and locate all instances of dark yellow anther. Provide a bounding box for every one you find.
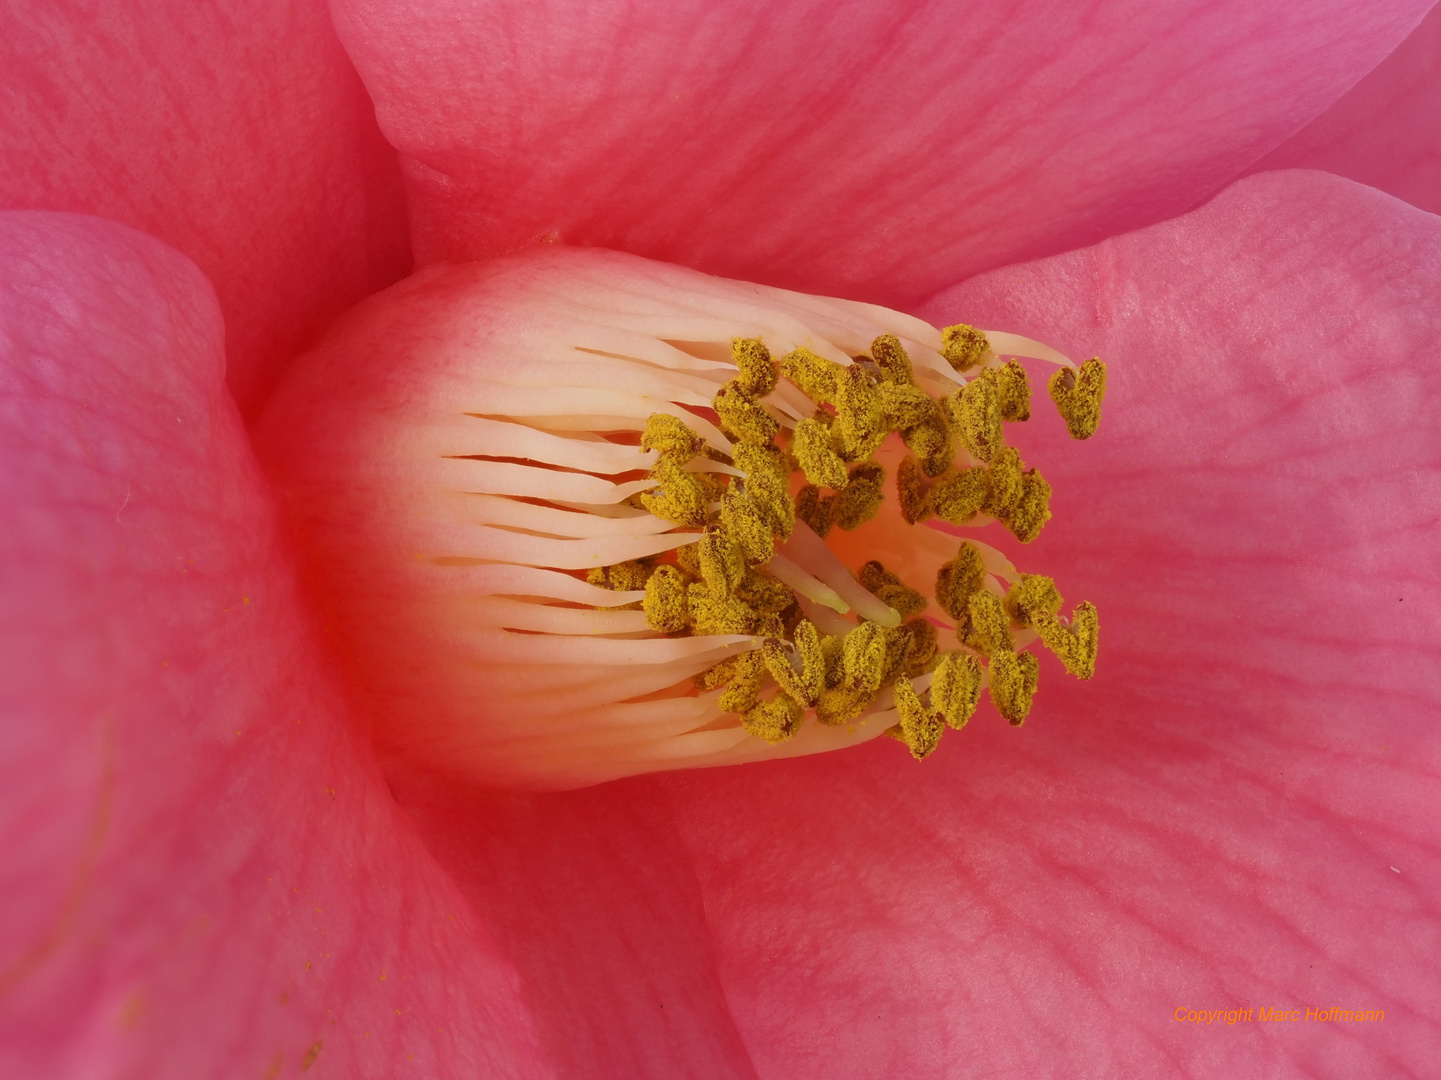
[792,417,850,488]
[902,617,938,677]
[639,454,708,527]
[640,413,703,460]
[1048,357,1107,440]
[833,461,884,530]
[840,621,889,698]
[876,623,914,688]
[981,446,1024,518]
[717,649,767,713]
[731,337,777,397]
[1034,601,1099,680]
[743,691,805,743]
[899,404,953,477]
[951,375,1003,462]
[697,529,746,594]
[897,456,933,524]
[643,565,691,633]
[687,582,758,635]
[858,560,927,619]
[988,650,1039,726]
[965,589,1014,656]
[870,333,914,385]
[1004,573,1063,627]
[879,382,936,432]
[941,324,989,373]
[935,541,987,622]
[780,347,843,404]
[762,619,824,706]
[719,488,775,564]
[736,567,795,616]
[930,467,988,524]
[713,382,779,445]
[984,360,1032,422]
[930,651,983,729]
[834,364,886,461]
[1004,467,1052,544]
[794,484,835,538]
[586,557,654,592]
[893,676,943,759]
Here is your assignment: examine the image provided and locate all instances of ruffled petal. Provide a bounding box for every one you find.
[333,0,1430,303]
[0,214,545,1078]
[1251,3,1441,216]
[654,172,1441,1077]
[0,0,412,418]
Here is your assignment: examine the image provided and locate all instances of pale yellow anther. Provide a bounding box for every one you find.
[794,484,835,538]
[897,456,934,525]
[643,565,691,633]
[988,650,1039,726]
[792,417,850,488]
[780,347,843,403]
[762,619,824,706]
[640,413,703,460]
[879,383,935,432]
[1048,357,1107,440]
[935,541,987,621]
[931,467,988,525]
[1005,468,1052,544]
[687,581,758,635]
[984,360,1032,423]
[941,324,990,373]
[893,675,943,760]
[639,453,708,527]
[731,337,778,397]
[1034,601,1099,680]
[834,364,886,461]
[698,529,746,594]
[713,382,779,445]
[833,462,885,530]
[858,560,927,619]
[718,649,767,713]
[870,333,914,385]
[719,488,775,564]
[951,376,1003,462]
[930,651,983,729]
[903,617,939,677]
[743,691,805,743]
[966,589,1014,656]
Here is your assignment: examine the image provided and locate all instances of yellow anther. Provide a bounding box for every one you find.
[586,557,655,592]
[694,654,740,691]
[879,382,936,432]
[876,623,914,688]
[794,484,835,538]
[897,456,933,524]
[713,382,779,445]
[643,565,691,633]
[736,567,795,616]
[840,621,890,698]
[984,360,1032,422]
[870,333,914,385]
[733,443,789,497]
[687,582,758,635]
[988,650,1039,726]
[931,466,988,524]
[858,560,927,619]
[743,691,805,743]
[941,324,989,373]
[639,453,708,527]
[936,541,987,621]
[673,540,701,577]
[762,619,824,706]
[834,364,886,461]
[903,617,939,677]
[1004,573,1063,626]
[731,337,777,397]
[694,470,728,504]
[966,589,1014,656]
[893,675,943,760]
[833,462,884,530]
[1048,357,1107,439]
[931,651,983,729]
[899,404,953,477]
[640,413,703,459]
[1034,601,1099,679]
[815,685,873,726]
[718,649,767,713]
[780,347,843,404]
[698,529,746,594]
[951,375,1003,462]
[792,417,850,488]
[719,488,775,564]
[1004,467,1052,544]
[981,446,1024,518]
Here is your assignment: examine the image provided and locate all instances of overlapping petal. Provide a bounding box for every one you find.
[651,171,1441,1078]
[334,0,1431,305]
[0,0,412,418]
[0,214,547,1079]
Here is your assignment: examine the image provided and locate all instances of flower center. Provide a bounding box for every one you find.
[256,248,1106,788]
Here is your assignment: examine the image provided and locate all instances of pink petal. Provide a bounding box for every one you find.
[333,0,1429,305]
[0,213,547,1078]
[0,0,412,419]
[653,171,1441,1077]
[1250,3,1441,216]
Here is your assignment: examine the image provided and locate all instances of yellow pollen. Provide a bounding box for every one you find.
[858,560,927,619]
[832,461,885,530]
[985,360,1032,422]
[930,466,989,525]
[639,453,708,527]
[640,413,703,459]
[743,691,805,743]
[697,529,746,594]
[719,488,776,564]
[892,675,943,760]
[1049,357,1108,440]
[897,457,934,524]
[988,650,1040,726]
[951,376,1003,462]
[642,565,691,633]
[965,589,1015,656]
[940,324,989,372]
[780,346,843,403]
[931,652,984,729]
[713,382,780,445]
[794,484,835,538]
[687,582,758,635]
[935,541,987,622]
[792,417,850,488]
[834,364,887,461]
[717,650,768,714]
[731,337,778,397]
[870,333,914,384]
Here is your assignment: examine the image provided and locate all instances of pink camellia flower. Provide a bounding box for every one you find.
[3,1,1440,1077]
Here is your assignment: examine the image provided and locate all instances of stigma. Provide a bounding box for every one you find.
[256,248,1105,789]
